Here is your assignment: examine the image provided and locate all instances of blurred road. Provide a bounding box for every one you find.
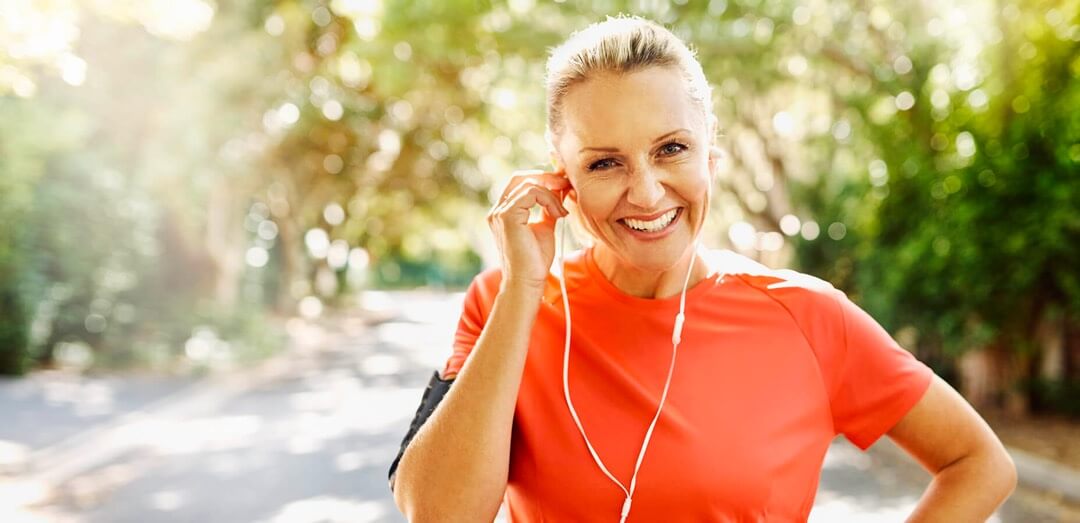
[1,291,1073,522]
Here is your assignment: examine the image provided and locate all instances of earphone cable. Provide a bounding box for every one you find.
[557,217,696,522]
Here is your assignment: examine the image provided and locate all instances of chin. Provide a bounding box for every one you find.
[612,238,693,272]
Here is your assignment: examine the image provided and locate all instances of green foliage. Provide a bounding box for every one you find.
[0,280,31,375]
[1,0,1076,391]
[371,247,483,289]
[0,97,90,374]
[1024,378,1080,418]
[798,0,1080,365]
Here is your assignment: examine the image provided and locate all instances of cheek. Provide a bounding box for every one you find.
[671,163,711,201]
[573,180,621,221]
[689,174,712,200]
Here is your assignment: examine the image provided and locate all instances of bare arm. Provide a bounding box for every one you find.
[392,283,543,522]
[887,374,1018,521]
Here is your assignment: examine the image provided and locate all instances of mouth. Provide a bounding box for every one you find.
[617,207,683,240]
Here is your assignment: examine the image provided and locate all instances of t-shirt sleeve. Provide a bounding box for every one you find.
[441,268,501,379]
[829,290,935,450]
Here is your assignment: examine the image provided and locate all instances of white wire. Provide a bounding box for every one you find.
[558,217,696,522]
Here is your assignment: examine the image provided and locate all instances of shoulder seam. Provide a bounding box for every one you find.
[732,274,839,434]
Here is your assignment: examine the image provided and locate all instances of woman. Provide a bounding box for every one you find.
[391,15,1016,522]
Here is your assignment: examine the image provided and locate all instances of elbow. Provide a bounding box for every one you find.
[391,472,415,520]
[985,434,1018,499]
[397,499,503,523]
[970,443,1018,505]
[997,449,1018,498]
[393,480,439,523]
[405,503,502,523]
[936,443,1018,507]
[972,431,1019,502]
[406,492,507,523]
[392,468,430,522]
[393,469,506,523]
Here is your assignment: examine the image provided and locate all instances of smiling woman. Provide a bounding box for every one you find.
[550,66,719,297]
[544,16,720,297]
[389,15,1016,523]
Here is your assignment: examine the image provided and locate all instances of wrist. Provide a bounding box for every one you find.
[499,279,545,300]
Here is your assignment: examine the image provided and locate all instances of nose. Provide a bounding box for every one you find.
[625,165,665,209]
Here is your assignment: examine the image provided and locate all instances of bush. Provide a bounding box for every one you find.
[0,281,30,375]
[1025,378,1080,419]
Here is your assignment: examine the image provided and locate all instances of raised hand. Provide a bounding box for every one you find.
[486,169,571,292]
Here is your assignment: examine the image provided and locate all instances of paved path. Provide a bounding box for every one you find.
[0,372,195,472]
[1,290,1074,522]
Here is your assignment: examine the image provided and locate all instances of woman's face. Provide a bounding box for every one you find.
[552,66,719,273]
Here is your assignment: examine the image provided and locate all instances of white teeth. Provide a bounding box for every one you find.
[624,209,678,232]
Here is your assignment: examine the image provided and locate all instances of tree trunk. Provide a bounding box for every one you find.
[272,214,304,315]
[205,177,243,309]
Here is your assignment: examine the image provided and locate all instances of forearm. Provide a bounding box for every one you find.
[906,449,1017,522]
[393,283,544,522]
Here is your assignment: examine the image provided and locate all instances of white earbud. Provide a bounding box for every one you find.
[556,216,698,522]
[672,312,685,346]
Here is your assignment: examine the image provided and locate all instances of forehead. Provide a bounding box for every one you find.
[558,66,702,149]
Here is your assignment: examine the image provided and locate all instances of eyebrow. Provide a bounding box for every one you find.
[578,128,692,155]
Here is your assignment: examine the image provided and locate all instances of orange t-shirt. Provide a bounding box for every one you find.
[442,246,933,522]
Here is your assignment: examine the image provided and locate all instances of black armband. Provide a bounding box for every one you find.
[388,369,455,493]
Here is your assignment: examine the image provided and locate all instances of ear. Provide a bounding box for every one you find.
[706,114,723,179]
[549,149,577,202]
[708,145,724,178]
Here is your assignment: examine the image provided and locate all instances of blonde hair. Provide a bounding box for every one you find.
[545,15,713,139]
[544,15,715,247]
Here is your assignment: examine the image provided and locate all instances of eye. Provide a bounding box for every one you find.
[587,158,618,172]
[659,141,688,156]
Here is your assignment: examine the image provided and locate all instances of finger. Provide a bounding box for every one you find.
[498,174,568,206]
[500,187,565,224]
[496,170,570,204]
[504,182,570,218]
[496,185,568,225]
[504,176,572,206]
[534,198,565,226]
[531,172,571,192]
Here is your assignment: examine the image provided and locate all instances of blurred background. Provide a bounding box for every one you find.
[1,0,1078,521]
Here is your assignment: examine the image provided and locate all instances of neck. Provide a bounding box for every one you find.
[592,244,711,300]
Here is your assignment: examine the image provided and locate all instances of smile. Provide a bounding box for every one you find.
[617,208,683,238]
